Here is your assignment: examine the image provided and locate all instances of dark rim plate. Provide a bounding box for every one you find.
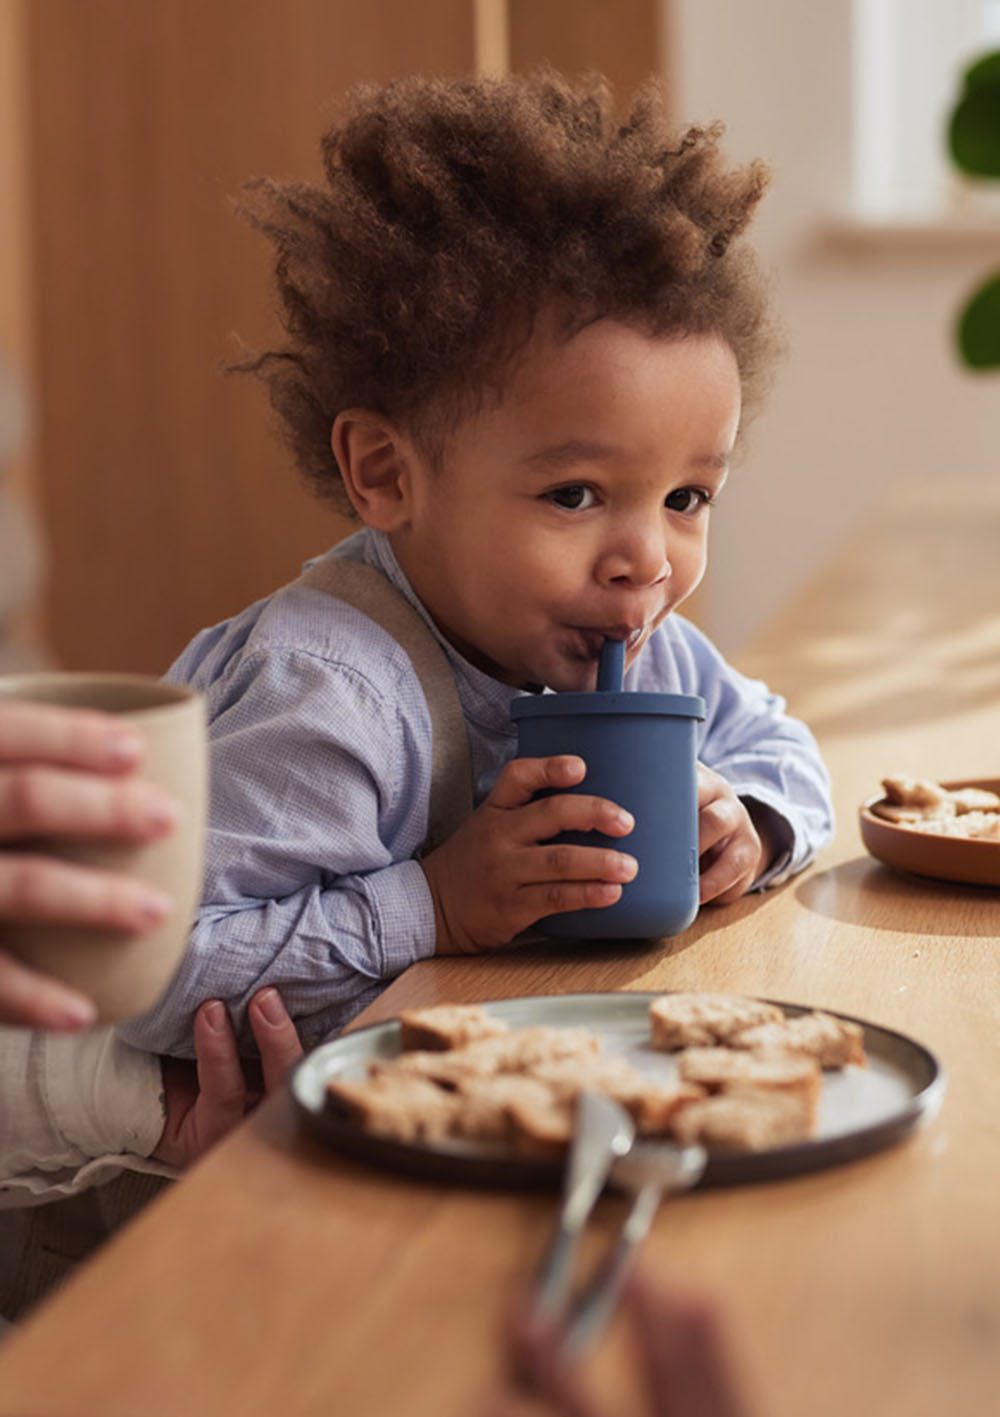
[290,992,944,1190]
[859,776,1000,888]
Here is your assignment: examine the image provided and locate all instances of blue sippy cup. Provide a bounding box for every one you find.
[510,640,705,939]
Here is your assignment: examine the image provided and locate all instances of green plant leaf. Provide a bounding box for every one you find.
[961,49,1000,94]
[948,82,1000,176]
[956,271,1000,369]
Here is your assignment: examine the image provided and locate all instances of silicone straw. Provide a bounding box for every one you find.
[596,638,625,692]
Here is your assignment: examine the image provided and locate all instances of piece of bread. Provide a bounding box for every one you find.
[733,1012,866,1069]
[649,993,784,1051]
[491,1026,603,1069]
[676,1047,822,1119]
[329,1001,846,1157]
[373,1046,502,1087]
[325,1072,459,1143]
[448,1074,560,1142]
[530,1055,705,1134]
[383,1025,602,1084]
[503,1088,576,1152]
[398,1003,508,1052]
[670,1088,814,1152]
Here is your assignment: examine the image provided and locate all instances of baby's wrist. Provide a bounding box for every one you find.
[418,853,467,956]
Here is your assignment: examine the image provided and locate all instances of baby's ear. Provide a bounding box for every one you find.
[332,410,416,531]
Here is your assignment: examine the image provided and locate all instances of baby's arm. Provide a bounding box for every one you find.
[640,620,834,898]
[696,665,833,889]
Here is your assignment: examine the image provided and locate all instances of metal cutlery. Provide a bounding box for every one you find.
[532,1092,706,1355]
[560,1134,707,1355]
[533,1091,636,1322]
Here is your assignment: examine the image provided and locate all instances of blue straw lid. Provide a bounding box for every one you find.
[512,691,705,720]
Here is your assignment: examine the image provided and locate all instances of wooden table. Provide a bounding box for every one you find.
[1,480,998,1417]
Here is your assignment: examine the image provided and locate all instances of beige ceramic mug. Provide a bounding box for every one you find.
[0,673,207,1022]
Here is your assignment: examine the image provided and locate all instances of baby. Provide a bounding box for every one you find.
[109,69,834,1059]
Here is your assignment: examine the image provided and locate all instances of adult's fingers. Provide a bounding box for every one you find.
[248,987,305,1093]
[487,756,587,811]
[190,999,248,1150]
[0,948,97,1029]
[626,1269,753,1417]
[0,701,143,773]
[0,853,172,931]
[0,764,179,842]
[502,1310,610,1417]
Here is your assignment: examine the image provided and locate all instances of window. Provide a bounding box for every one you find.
[852,0,1000,219]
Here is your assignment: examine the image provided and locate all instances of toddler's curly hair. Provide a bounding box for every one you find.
[237,69,779,514]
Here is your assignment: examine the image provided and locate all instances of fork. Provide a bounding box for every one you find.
[559,1136,707,1356]
[533,1092,636,1323]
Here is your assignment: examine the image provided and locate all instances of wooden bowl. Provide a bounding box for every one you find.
[859,777,1000,888]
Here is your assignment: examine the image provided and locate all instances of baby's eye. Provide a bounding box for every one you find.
[547,484,598,511]
[665,487,712,515]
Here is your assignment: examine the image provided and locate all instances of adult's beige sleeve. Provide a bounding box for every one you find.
[0,1026,177,1209]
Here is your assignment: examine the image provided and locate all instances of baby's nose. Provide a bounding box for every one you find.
[597,523,670,588]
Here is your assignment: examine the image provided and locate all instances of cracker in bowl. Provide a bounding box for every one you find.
[870,776,1000,838]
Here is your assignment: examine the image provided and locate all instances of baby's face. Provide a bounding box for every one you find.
[391,320,740,691]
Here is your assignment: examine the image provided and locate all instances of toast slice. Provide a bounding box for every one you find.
[649,993,784,1050]
[732,1011,866,1069]
[381,1025,602,1088]
[530,1055,706,1135]
[676,1046,822,1118]
[671,1088,814,1152]
[448,1074,561,1142]
[398,1003,508,1052]
[325,1072,460,1143]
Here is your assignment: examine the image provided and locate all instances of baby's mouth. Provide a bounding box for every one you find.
[572,626,645,660]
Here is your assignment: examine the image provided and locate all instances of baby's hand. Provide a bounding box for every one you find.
[419,755,636,955]
[697,764,772,904]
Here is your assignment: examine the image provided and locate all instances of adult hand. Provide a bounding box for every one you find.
[154,987,304,1167]
[420,755,637,955]
[486,1268,756,1417]
[0,701,179,1030]
[696,765,775,905]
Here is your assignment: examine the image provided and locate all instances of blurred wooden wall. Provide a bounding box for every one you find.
[8,0,666,673]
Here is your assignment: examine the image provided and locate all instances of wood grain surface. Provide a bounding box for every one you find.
[0,479,997,1416]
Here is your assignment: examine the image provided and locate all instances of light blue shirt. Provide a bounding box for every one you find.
[119,530,833,1058]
